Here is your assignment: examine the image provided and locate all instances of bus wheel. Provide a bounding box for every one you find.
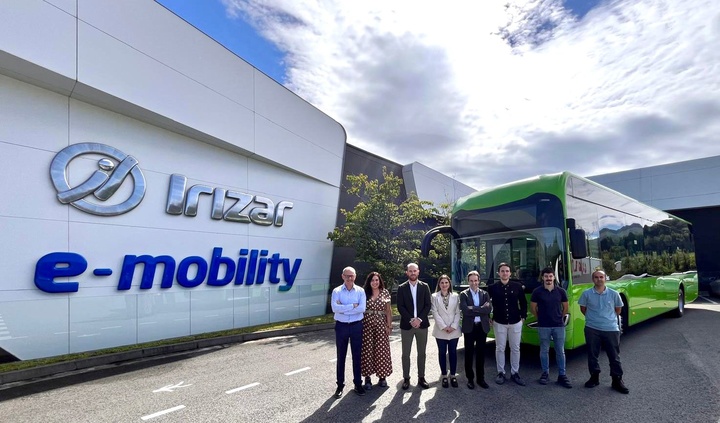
[673,288,685,318]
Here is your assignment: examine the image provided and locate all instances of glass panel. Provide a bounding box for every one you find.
[455,227,565,293]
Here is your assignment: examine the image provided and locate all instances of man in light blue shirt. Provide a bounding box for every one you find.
[331,266,367,398]
[578,269,629,394]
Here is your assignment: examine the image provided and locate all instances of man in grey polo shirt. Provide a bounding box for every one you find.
[578,269,629,394]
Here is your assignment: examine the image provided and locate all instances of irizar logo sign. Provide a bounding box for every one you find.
[50,143,294,226]
[165,174,293,226]
[43,144,302,293]
[35,247,302,293]
[50,143,146,216]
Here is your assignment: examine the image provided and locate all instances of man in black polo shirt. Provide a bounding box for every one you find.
[488,262,527,386]
[530,267,572,388]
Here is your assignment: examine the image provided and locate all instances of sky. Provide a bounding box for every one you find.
[157,0,720,190]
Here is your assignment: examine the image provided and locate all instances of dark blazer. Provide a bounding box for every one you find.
[396,280,432,330]
[459,288,492,334]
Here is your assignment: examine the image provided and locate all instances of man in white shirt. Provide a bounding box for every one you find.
[330,266,367,398]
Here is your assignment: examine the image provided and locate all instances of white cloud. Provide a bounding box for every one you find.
[223,0,720,189]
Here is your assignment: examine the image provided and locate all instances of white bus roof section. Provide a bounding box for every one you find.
[590,155,720,211]
[0,0,346,187]
[402,162,477,209]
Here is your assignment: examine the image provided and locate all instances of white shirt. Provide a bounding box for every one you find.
[409,281,418,318]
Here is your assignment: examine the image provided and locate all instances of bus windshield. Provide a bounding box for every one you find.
[455,227,566,293]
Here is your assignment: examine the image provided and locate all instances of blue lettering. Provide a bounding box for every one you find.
[34,252,87,293]
[279,258,302,292]
[36,247,302,293]
[118,255,176,290]
[255,250,269,284]
[234,249,248,285]
[245,249,258,285]
[207,247,235,286]
[177,256,208,288]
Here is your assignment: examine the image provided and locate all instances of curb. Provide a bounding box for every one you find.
[0,322,338,386]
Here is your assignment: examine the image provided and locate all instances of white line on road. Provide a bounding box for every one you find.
[226,382,260,394]
[701,296,718,305]
[329,358,337,362]
[285,367,311,376]
[141,405,185,420]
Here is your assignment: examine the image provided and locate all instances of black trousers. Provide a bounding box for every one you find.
[464,323,488,382]
[585,326,623,377]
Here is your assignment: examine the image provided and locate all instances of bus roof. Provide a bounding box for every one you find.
[454,172,570,213]
[453,171,691,225]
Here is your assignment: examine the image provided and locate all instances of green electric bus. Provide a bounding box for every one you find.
[421,172,698,349]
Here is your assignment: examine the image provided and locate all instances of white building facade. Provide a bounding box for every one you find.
[0,0,346,360]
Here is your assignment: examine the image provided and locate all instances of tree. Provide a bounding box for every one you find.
[328,168,435,290]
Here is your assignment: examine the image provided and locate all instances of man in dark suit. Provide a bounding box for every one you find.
[396,262,432,389]
[460,270,492,389]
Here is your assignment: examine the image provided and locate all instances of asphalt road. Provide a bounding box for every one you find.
[1,297,719,422]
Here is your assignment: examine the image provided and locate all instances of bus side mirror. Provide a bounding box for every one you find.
[569,227,588,259]
[567,218,588,259]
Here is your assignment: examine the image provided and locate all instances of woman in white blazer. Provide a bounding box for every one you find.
[431,274,462,388]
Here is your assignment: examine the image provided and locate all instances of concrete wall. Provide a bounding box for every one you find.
[0,0,346,359]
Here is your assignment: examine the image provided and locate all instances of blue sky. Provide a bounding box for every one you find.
[156,0,286,83]
[157,0,720,190]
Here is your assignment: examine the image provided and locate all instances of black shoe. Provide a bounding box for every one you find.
[495,372,506,385]
[585,372,600,388]
[557,374,573,389]
[467,381,475,390]
[450,377,458,388]
[510,373,526,386]
[442,377,449,388]
[364,376,372,391]
[418,377,430,389]
[402,378,410,390]
[353,384,366,396]
[539,372,549,385]
[333,386,343,399]
[478,380,489,389]
[611,377,629,394]
[379,378,388,387]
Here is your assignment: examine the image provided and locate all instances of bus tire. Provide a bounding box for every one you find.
[672,288,685,318]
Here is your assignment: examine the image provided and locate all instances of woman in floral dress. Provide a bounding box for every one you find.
[361,272,393,389]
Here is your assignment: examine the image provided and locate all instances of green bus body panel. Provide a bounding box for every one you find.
[454,173,569,214]
[452,172,697,350]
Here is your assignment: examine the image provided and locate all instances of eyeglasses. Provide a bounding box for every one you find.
[343,274,355,278]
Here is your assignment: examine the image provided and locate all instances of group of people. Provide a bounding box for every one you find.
[331,262,629,399]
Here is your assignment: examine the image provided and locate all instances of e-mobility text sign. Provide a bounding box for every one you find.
[35,248,302,293]
[43,143,302,293]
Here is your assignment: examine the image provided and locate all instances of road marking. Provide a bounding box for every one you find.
[700,296,718,305]
[226,382,260,394]
[141,405,185,420]
[285,367,311,376]
[329,358,337,362]
[153,381,193,393]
